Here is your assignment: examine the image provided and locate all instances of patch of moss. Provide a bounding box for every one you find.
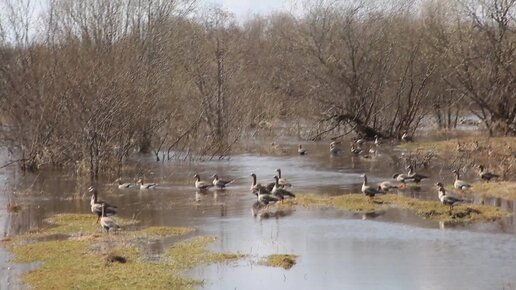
[260,254,297,270]
[10,240,197,289]
[472,181,516,199]
[397,136,516,153]
[137,226,195,237]
[166,236,245,269]
[291,193,509,224]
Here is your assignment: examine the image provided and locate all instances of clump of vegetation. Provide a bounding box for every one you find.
[260,254,297,270]
[292,193,509,224]
[472,182,516,200]
[166,236,245,269]
[4,214,246,289]
[398,136,516,153]
[137,226,195,238]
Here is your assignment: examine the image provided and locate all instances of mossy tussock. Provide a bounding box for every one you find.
[472,181,516,200]
[259,254,297,270]
[292,193,509,224]
[397,136,516,153]
[4,214,245,289]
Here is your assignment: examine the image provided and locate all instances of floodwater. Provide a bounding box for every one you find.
[1,138,516,290]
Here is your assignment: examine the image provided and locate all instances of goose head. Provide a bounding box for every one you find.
[212,174,219,180]
[193,174,200,181]
[137,178,143,185]
[392,173,400,179]
[275,168,282,178]
[435,182,444,188]
[478,165,485,171]
[88,186,95,193]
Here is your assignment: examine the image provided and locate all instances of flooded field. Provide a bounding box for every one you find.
[1,139,516,290]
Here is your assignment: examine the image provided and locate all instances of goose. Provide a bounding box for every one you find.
[100,203,120,233]
[452,170,472,190]
[275,169,292,187]
[378,181,399,192]
[436,182,464,213]
[255,186,281,205]
[330,143,341,155]
[407,165,429,183]
[272,176,295,199]
[374,135,381,146]
[361,174,384,202]
[194,174,214,190]
[401,131,413,142]
[138,178,157,189]
[115,178,134,189]
[351,143,363,155]
[478,165,499,182]
[298,145,307,155]
[392,171,414,183]
[89,186,117,224]
[355,138,366,146]
[250,173,274,193]
[212,174,234,189]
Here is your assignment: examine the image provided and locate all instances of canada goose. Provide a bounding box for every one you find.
[250,173,274,193]
[212,174,234,189]
[361,174,384,202]
[275,169,292,187]
[137,178,157,190]
[89,186,117,224]
[272,176,295,199]
[351,143,363,155]
[100,204,120,233]
[254,186,280,205]
[392,172,413,183]
[407,165,429,183]
[374,135,381,146]
[452,170,472,190]
[298,145,307,155]
[115,178,134,189]
[401,131,413,142]
[330,143,341,155]
[478,165,499,182]
[436,182,464,213]
[194,174,214,190]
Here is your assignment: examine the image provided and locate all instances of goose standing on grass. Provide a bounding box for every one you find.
[115,178,134,189]
[452,170,472,190]
[194,174,214,190]
[478,165,499,182]
[275,169,292,187]
[298,145,307,155]
[272,176,295,199]
[89,186,117,224]
[100,204,121,233]
[212,174,234,189]
[361,174,384,202]
[436,182,464,213]
[407,165,429,183]
[138,178,157,190]
[401,131,413,142]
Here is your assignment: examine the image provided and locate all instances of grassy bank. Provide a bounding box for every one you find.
[397,136,516,153]
[472,182,516,200]
[4,214,245,289]
[289,193,509,224]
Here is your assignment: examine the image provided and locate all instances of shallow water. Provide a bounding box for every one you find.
[1,140,516,289]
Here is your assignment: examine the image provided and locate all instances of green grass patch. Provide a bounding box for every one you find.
[5,214,246,289]
[291,193,509,224]
[166,236,245,269]
[137,226,195,237]
[259,254,297,270]
[472,181,516,200]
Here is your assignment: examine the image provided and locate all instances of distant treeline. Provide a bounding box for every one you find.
[0,0,514,178]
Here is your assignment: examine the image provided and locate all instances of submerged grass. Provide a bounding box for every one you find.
[4,213,245,289]
[260,254,297,270]
[293,193,509,224]
[472,181,516,200]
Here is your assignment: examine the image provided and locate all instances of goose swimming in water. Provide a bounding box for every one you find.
[138,178,157,189]
[194,174,214,190]
[212,174,235,189]
[255,186,281,205]
[272,176,295,199]
[361,174,384,202]
[436,182,464,213]
[298,145,307,155]
[350,143,363,155]
[115,178,134,189]
[478,165,499,182]
[89,186,117,224]
[100,203,120,233]
[250,173,274,193]
[452,170,472,190]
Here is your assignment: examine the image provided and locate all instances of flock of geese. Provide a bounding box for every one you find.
[90,136,503,232]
